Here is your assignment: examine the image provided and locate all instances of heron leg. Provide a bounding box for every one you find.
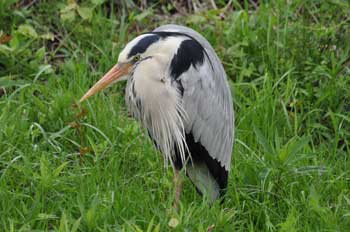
[173,169,183,211]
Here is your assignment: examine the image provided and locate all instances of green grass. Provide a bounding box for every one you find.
[1,0,350,231]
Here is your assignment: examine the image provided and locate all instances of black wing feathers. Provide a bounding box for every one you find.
[170,40,204,79]
[173,133,228,197]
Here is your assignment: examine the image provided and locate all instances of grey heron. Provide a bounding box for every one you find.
[79,25,234,206]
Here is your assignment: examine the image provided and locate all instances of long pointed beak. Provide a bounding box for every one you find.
[79,62,132,103]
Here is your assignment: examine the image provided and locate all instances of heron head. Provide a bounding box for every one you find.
[79,33,165,103]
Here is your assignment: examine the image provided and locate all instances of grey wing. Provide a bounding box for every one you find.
[154,25,234,171]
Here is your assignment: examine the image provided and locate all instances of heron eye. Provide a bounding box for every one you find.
[133,54,141,63]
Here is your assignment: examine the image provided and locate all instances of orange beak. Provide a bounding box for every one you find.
[79,62,132,103]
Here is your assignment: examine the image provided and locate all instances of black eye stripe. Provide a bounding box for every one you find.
[128,35,160,59]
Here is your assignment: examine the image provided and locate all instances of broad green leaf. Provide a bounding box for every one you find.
[91,0,105,5]
[62,1,77,12]
[152,224,160,232]
[134,9,153,22]
[77,7,93,20]
[279,208,297,232]
[35,47,45,60]
[61,10,76,22]
[58,212,69,232]
[17,24,38,38]
[61,11,75,22]
[146,217,155,232]
[71,217,82,232]
[131,225,143,232]
[53,162,68,177]
[278,147,289,163]
[0,44,13,55]
[9,35,19,49]
[186,14,206,24]
[40,32,55,41]
[86,207,95,229]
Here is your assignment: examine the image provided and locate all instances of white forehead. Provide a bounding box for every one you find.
[118,34,187,62]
